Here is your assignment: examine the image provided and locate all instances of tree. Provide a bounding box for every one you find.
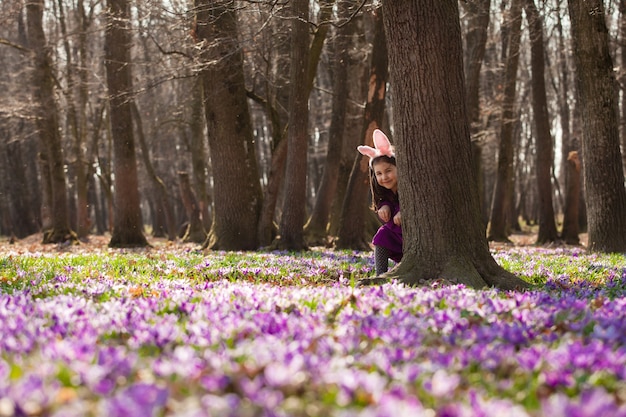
[462,0,491,226]
[525,0,558,244]
[375,0,529,290]
[568,0,626,252]
[273,0,311,250]
[487,0,522,242]
[105,0,148,247]
[26,0,76,244]
[336,6,388,251]
[561,151,581,244]
[304,0,353,246]
[195,0,263,251]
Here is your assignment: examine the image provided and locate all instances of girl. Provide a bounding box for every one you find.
[357,129,402,275]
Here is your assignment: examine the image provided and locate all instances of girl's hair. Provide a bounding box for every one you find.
[369,155,398,210]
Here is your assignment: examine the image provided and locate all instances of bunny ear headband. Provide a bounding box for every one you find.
[357,129,395,166]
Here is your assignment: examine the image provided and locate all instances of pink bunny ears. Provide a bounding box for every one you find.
[357,129,395,165]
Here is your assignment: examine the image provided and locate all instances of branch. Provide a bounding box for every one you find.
[0,38,30,53]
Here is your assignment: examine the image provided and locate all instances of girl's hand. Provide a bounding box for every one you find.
[378,205,391,223]
[393,211,401,226]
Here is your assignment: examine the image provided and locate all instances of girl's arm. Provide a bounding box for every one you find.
[377,204,391,223]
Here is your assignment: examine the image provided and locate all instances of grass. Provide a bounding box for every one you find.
[0,239,625,416]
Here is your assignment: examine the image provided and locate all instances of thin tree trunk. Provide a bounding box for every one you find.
[189,78,212,231]
[463,0,491,227]
[488,0,522,242]
[525,0,558,244]
[131,102,177,240]
[336,6,387,250]
[58,0,88,239]
[561,151,581,244]
[274,0,311,250]
[105,0,148,247]
[26,0,76,244]
[178,171,206,243]
[304,0,352,246]
[621,0,626,177]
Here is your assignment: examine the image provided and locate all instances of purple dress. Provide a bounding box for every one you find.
[372,199,403,262]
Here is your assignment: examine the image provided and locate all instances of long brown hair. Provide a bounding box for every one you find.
[369,155,398,210]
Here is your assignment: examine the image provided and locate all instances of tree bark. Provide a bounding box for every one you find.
[488,0,522,242]
[524,0,558,244]
[336,6,387,251]
[131,102,177,241]
[105,0,148,247]
[26,0,76,244]
[195,0,262,251]
[376,0,529,290]
[462,0,491,229]
[189,78,212,232]
[178,171,206,243]
[561,151,581,244]
[274,0,311,251]
[620,0,626,177]
[304,0,352,246]
[568,0,626,252]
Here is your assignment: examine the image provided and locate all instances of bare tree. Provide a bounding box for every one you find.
[525,0,558,244]
[462,0,491,226]
[374,0,529,290]
[568,0,626,252]
[274,0,311,250]
[105,0,148,247]
[488,0,522,242]
[304,0,353,246]
[26,0,76,244]
[195,0,262,250]
[336,5,387,251]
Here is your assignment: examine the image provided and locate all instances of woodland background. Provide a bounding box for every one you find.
[0,0,623,250]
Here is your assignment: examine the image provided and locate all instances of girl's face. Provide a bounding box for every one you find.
[373,160,398,193]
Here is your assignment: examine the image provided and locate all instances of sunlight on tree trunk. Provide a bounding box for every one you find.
[488,0,523,243]
[105,0,148,248]
[371,0,529,290]
[525,0,558,244]
[336,6,387,251]
[568,0,626,252]
[273,0,311,251]
[27,0,76,245]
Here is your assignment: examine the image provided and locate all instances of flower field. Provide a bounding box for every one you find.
[1,239,626,416]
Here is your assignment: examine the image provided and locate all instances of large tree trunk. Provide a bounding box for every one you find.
[195,0,262,251]
[525,0,558,244]
[273,0,311,251]
[488,0,522,242]
[377,0,529,290]
[105,0,148,248]
[26,0,76,244]
[568,0,626,252]
[336,6,387,251]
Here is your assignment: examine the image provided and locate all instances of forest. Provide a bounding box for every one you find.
[1,0,626,253]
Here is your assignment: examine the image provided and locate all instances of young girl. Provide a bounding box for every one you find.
[358,129,402,275]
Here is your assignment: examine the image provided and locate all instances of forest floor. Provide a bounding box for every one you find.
[2,229,623,417]
[0,230,590,254]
